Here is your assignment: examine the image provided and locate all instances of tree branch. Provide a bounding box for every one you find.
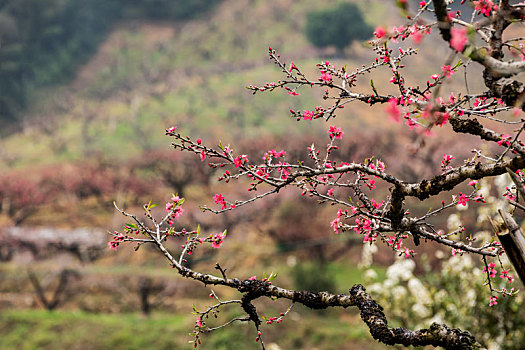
[131,228,486,349]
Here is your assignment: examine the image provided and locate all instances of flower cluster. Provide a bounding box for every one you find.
[327,126,344,140]
[473,0,496,16]
[483,262,497,278]
[166,195,184,226]
[441,154,454,169]
[108,232,126,251]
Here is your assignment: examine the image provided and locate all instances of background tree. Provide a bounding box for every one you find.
[111,0,525,349]
[304,2,373,56]
[0,0,223,128]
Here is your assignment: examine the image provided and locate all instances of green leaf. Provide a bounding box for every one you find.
[453,60,463,69]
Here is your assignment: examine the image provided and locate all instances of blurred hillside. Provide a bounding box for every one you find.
[1,0,420,168]
[0,0,497,229]
[0,0,222,127]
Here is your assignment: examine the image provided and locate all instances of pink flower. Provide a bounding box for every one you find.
[450,27,467,52]
[172,207,184,220]
[264,149,286,159]
[371,198,382,209]
[200,150,206,162]
[330,218,341,234]
[214,193,225,204]
[327,188,334,196]
[472,195,486,203]
[167,126,177,133]
[500,269,511,281]
[457,192,469,206]
[441,154,454,168]
[328,126,344,140]
[213,194,227,209]
[503,187,516,201]
[196,318,203,328]
[302,110,315,121]
[212,232,226,248]
[374,26,386,39]
[473,0,495,16]
[108,232,124,251]
[468,180,478,187]
[320,72,332,82]
[385,98,401,122]
[435,112,450,126]
[289,61,297,72]
[411,29,423,44]
[489,295,498,307]
[249,275,257,281]
[233,155,248,167]
[483,262,497,278]
[442,65,454,78]
[497,134,511,147]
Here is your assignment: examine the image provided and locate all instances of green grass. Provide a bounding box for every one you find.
[0,307,386,350]
[0,310,187,350]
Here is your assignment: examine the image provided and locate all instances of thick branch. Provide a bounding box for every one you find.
[450,117,525,154]
[497,210,525,285]
[483,76,525,112]
[350,285,483,349]
[149,235,484,348]
[433,0,525,110]
[433,0,451,42]
[402,154,525,200]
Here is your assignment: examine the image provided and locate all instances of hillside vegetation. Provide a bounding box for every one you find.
[1,0,395,169]
[0,0,492,230]
[0,0,222,126]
